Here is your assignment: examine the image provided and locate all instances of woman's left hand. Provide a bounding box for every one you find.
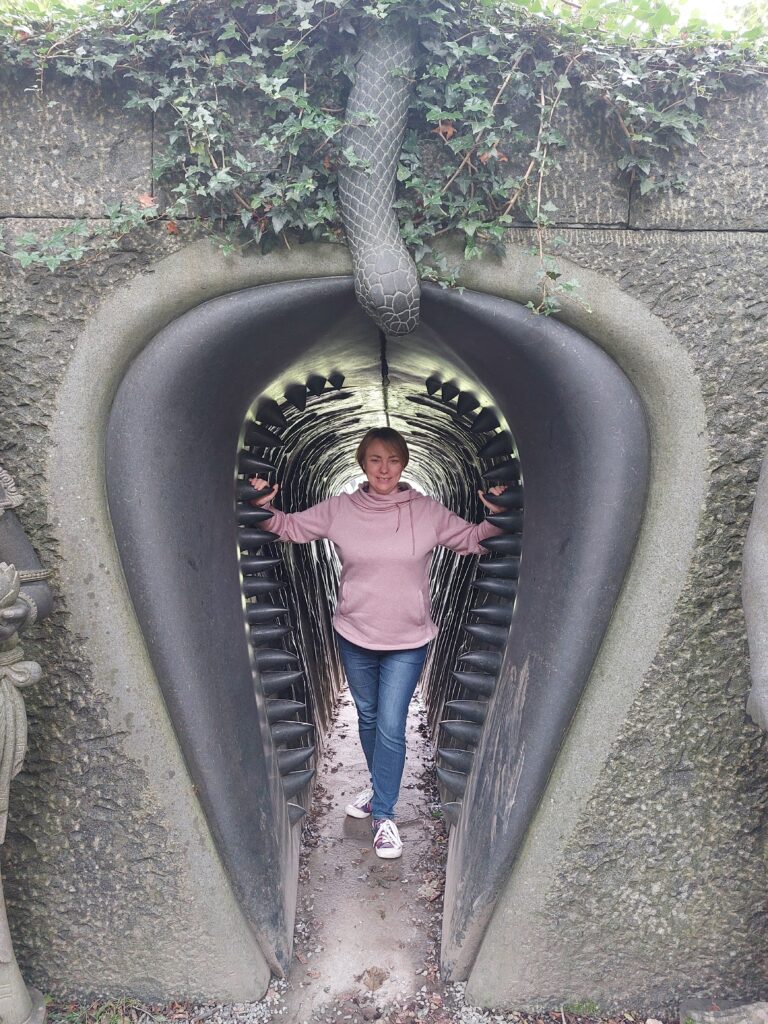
[478,485,507,515]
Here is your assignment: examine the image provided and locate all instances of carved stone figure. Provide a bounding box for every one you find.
[337,19,420,336]
[744,450,768,732]
[0,469,51,1024]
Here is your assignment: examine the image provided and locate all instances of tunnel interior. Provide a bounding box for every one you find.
[105,278,649,980]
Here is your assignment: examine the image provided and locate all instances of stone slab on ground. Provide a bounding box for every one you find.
[680,1002,768,1024]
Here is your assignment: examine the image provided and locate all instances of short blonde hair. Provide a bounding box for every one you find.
[356,427,410,470]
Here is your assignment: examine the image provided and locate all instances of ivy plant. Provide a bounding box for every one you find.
[0,0,766,312]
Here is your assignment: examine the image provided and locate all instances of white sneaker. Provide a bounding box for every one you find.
[345,787,374,818]
[372,818,403,859]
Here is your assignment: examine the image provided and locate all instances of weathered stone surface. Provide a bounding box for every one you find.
[683,1003,768,1024]
[467,227,768,1011]
[548,101,630,225]
[0,72,151,217]
[0,228,271,998]
[630,80,768,229]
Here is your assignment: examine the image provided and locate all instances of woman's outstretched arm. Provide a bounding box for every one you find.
[431,486,508,555]
[248,476,337,544]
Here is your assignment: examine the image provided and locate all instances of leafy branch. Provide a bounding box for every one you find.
[0,0,766,311]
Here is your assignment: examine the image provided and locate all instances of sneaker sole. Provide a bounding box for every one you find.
[345,804,372,818]
[374,846,402,860]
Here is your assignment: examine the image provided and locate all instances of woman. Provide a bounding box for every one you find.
[250,427,505,860]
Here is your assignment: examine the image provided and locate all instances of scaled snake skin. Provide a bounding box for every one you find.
[338,21,421,336]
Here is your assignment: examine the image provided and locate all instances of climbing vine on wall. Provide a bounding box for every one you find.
[1,0,766,311]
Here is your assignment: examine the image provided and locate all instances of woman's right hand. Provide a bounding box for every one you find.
[249,476,280,507]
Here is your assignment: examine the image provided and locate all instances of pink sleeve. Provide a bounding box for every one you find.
[432,502,503,555]
[266,497,337,544]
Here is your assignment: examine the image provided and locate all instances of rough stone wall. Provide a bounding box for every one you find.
[0,67,767,1005]
[467,228,768,1010]
[0,78,269,999]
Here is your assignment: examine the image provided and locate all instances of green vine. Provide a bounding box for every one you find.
[1,0,766,312]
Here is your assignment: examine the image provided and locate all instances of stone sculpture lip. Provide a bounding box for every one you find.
[103,273,651,984]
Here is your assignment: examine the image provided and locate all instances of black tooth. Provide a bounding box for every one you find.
[439,719,482,745]
[243,579,282,598]
[238,529,280,550]
[239,453,277,476]
[441,382,460,403]
[446,699,488,724]
[457,650,501,674]
[485,512,524,533]
[481,536,523,556]
[306,374,326,396]
[240,555,282,573]
[464,623,508,648]
[266,699,306,724]
[284,384,307,411]
[250,624,291,644]
[425,376,442,396]
[471,579,518,600]
[482,489,523,512]
[281,769,315,799]
[451,670,496,697]
[471,408,500,433]
[247,604,288,624]
[245,423,286,449]
[254,648,300,668]
[328,372,345,390]
[477,557,520,579]
[243,579,284,598]
[271,721,313,745]
[277,746,315,773]
[255,399,288,430]
[436,766,468,797]
[478,431,515,459]
[287,803,307,824]
[441,801,462,827]
[456,392,480,416]
[238,507,274,525]
[482,459,520,483]
[438,747,474,773]
[260,669,303,695]
[237,484,274,502]
[470,605,512,626]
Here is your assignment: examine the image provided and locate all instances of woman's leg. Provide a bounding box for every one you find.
[336,633,380,777]
[370,645,428,821]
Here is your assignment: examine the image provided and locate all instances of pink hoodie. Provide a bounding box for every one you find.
[265,483,501,650]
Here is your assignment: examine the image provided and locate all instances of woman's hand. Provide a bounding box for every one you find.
[249,476,280,507]
[478,485,507,515]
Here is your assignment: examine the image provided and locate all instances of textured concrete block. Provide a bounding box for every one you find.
[630,81,768,229]
[0,73,151,217]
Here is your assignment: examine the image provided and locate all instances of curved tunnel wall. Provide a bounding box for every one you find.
[105,276,649,977]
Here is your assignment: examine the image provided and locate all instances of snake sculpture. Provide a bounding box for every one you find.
[338,20,421,336]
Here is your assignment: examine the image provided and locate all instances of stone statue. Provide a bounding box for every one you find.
[744,450,768,732]
[0,469,51,1024]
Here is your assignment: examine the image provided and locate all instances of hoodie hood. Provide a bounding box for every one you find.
[349,482,417,553]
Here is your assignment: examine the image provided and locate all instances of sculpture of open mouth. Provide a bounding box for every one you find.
[105,277,648,979]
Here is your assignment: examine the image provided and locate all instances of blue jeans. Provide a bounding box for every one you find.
[336,632,429,821]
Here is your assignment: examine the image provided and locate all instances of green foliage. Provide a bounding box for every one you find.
[0,0,766,311]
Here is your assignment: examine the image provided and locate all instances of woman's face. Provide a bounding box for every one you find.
[362,440,404,496]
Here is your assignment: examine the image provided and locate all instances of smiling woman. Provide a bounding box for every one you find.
[248,424,508,858]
